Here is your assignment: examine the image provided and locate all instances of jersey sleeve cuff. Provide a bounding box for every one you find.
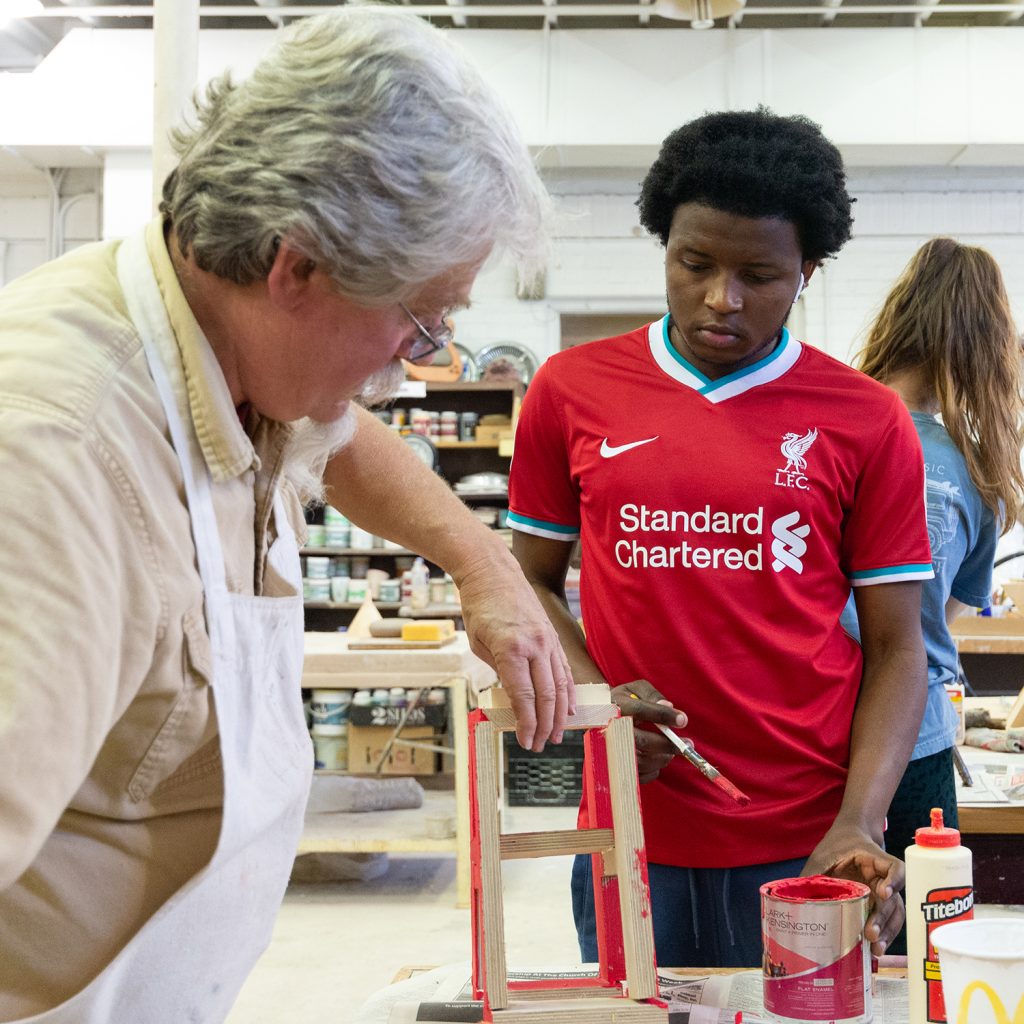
[506,511,580,542]
[849,563,935,586]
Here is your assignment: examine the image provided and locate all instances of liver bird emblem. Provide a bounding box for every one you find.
[780,428,818,473]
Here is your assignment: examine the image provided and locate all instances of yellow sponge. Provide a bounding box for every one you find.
[401,619,456,642]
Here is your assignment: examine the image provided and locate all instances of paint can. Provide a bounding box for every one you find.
[761,875,873,1024]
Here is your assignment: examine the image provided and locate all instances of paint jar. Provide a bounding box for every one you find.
[330,577,350,602]
[349,556,370,580]
[346,578,368,603]
[330,556,351,577]
[761,875,872,1024]
[371,688,390,707]
[389,687,408,708]
[366,568,389,599]
[305,556,330,579]
[391,408,407,428]
[350,526,375,550]
[325,521,350,548]
[311,689,351,728]
[378,579,401,603]
[303,579,331,602]
[931,919,1024,1024]
[411,410,431,436]
[312,724,347,771]
[429,578,448,605]
[459,411,478,442]
[305,524,326,548]
[352,689,372,708]
[323,505,348,525]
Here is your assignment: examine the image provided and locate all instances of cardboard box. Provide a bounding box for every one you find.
[346,724,438,775]
[349,703,447,728]
[949,612,1024,636]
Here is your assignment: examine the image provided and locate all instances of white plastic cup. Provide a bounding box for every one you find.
[932,919,1024,1024]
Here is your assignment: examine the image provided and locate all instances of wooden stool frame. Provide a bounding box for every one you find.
[468,684,667,1023]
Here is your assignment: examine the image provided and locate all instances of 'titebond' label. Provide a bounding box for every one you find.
[922,886,975,1022]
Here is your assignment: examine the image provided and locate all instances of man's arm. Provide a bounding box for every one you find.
[322,408,574,751]
[512,530,681,780]
[803,580,926,955]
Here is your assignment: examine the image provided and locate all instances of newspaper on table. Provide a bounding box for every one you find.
[957,754,1024,804]
[381,966,910,1024]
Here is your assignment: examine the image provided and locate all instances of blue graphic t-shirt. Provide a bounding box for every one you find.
[843,411,996,759]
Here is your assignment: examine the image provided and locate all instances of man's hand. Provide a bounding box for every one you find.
[803,823,905,956]
[456,557,575,752]
[610,680,687,784]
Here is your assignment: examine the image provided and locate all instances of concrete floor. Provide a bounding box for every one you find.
[227,803,581,1024]
[226,800,1024,1023]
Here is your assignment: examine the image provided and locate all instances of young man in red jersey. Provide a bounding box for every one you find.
[508,109,932,968]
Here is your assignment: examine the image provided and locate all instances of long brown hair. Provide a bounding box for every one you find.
[857,237,1024,530]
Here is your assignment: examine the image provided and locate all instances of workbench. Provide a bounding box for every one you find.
[300,631,497,907]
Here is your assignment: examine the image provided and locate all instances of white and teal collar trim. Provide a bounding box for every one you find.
[648,315,802,403]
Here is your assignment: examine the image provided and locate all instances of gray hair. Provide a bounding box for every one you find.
[160,6,549,303]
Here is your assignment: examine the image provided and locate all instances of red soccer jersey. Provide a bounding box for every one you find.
[508,319,933,867]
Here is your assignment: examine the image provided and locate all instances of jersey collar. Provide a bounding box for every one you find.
[648,315,802,403]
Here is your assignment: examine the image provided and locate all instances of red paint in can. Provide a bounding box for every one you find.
[761,875,873,1024]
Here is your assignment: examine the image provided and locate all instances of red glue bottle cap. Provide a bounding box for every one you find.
[914,807,961,848]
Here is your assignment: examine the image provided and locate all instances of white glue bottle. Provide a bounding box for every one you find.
[409,557,430,610]
[905,807,974,1024]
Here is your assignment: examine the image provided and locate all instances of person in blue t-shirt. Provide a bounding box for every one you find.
[844,236,1024,954]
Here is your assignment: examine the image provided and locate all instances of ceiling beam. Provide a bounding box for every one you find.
[10,2,1024,20]
[820,0,842,26]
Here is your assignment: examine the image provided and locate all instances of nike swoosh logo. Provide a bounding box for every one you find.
[600,436,660,458]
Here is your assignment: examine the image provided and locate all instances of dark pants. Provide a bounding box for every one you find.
[884,746,958,956]
[571,853,807,968]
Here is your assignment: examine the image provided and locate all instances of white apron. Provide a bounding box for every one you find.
[17,230,313,1023]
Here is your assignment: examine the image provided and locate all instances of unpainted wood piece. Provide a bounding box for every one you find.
[1008,685,1024,730]
[478,682,611,708]
[605,716,658,1001]
[474,720,509,1009]
[491,1000,666,1022]
[499,828,614,861]
[483,704,617,733]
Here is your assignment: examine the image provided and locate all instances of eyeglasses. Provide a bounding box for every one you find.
[401,303,454,363]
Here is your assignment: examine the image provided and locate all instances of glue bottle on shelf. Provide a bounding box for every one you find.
[905,807,973,1024]
[409,557,430,610]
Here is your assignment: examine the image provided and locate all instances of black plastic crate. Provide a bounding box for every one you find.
[504,732,584,807]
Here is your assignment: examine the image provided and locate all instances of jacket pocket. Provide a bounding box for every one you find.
[127,608,218,803]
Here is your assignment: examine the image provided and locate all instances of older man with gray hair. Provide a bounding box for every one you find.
[0,9,572,1022]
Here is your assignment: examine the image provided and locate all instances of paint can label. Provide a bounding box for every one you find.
[761,876,872,1024]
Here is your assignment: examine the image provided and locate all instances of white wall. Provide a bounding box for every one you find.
[453,169,1024,367]
[3,25,1024,367]
[0,167,100,287]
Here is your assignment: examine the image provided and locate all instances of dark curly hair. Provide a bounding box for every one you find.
[638,108,854,264]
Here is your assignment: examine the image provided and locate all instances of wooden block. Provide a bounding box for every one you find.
[605,717,657,1002]
[492,999,666,1022]
[402,619,456,642]
[499,828,614,861]
[483,704,617,733]
[479,683,611,709]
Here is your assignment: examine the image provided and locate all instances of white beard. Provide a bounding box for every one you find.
[281,358,407,506]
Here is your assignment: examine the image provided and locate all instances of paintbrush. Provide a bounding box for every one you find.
[628,692,751,807]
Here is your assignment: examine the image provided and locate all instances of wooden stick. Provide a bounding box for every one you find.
[499,828,614,860]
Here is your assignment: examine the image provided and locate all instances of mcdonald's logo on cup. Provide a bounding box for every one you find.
[932,920,1024,1024]
[954,981,1024,1024]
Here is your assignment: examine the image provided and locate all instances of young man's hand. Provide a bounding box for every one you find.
[610,680,687,784]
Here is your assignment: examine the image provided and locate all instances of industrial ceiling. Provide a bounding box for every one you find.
[1,0,1021,72]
